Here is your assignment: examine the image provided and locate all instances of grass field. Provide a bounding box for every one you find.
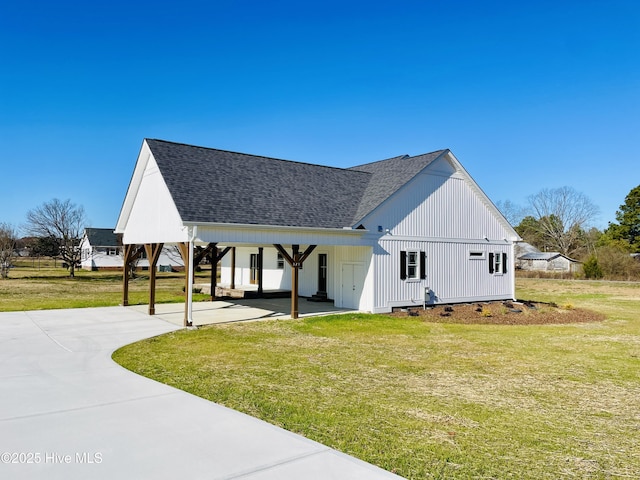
[0,259,211,310]
[112,278,640,479]
[3,265,639,478]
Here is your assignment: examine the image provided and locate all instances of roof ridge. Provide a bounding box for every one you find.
[146,138,371,175]
[349,149,447,170]
[349,154,409,171]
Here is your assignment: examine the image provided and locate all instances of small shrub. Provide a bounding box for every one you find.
[182,286,203,293]
[583,255,603,279]
[481,307,493,317]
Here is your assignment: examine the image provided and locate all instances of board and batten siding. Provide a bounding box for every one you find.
[363,156,517,312]
[120,152,189,245]
[372,239,514,312]
[219,245,373,310]
[362,171,513,241]
[195,225,367,248]
[220,246,336,299]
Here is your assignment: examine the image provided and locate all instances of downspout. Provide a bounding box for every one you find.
[511,240,517,301]
[186,226,197,327]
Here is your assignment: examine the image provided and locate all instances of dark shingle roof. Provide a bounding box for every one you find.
[85,228,118,247]
[146,139,447,229]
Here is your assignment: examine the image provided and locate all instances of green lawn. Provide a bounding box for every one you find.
[0,260,211,310]
[113,278,640,479]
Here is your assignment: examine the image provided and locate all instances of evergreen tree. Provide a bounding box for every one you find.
[606,185,640,252]
[582,255,603,279]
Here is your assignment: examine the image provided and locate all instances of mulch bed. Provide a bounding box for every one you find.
[391,301,606,325]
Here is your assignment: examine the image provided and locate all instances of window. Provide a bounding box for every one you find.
[469,250,485,260]
[277,252,284,270]
[400,250,426,280]
[494,252,502,273]
[489,252,508,275]
[407,251,418,279]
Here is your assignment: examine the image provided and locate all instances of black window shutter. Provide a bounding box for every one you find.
[420,251,426,279]
[400,251,407,280]
[502,253,508,274]
[488,253,494,274]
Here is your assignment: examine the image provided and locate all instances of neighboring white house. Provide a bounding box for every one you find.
[115,139,521,321]
[80,227,184,271]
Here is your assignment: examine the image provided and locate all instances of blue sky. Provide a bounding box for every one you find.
[1,0,638,234]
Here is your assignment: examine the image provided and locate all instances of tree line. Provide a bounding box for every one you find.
[497,185,640,280]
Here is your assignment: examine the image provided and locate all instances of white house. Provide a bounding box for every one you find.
[115,139,521,325]
[80,227,184,271]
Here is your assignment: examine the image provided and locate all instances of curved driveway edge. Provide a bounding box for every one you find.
[0,307,403,479]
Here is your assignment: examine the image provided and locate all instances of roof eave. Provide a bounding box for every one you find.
[182,221,368,235]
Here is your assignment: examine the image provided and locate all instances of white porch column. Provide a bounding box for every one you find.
[186,227,197,326]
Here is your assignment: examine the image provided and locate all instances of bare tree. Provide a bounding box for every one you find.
[0,223,17,279]
[527,186,600,257]
[25,199,87,278]
[495,199,528,227]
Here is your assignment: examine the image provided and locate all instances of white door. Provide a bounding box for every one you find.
[341,263,363,309]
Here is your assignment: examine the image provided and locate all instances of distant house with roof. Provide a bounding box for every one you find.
[516,243,581,273]
[80,227,183,271]
[115,139,521,324]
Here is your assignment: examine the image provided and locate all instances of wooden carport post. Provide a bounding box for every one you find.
[257,247,264,297]
[230,247,236,289]
[209,245,231,301]
[144,243,164,315]
[273,244,317,319]
[122,244,135,306]
[121,242,144,307]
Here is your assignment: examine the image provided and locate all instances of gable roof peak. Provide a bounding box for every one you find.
[347,149,449,223]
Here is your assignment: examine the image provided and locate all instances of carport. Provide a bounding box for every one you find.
[129,296,354,327]
[115,139,372,328]
[120,241,324,324]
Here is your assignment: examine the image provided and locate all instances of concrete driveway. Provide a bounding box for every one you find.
[0,307,402,479]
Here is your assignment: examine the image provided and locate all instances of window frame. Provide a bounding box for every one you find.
[400,250,427,281]
[407,250,419,280]
[489,252,508,275]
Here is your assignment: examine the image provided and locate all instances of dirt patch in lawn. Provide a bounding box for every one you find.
[391,301,606,325]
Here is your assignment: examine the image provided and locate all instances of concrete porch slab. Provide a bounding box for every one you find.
[129,297,354,327]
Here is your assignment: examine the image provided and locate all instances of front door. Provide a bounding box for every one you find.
[318,254,327,295]
[341,263,363,309]
[250,254,258,285]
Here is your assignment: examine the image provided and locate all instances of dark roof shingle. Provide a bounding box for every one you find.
[146,139,447,229]
[84,228,118,247]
